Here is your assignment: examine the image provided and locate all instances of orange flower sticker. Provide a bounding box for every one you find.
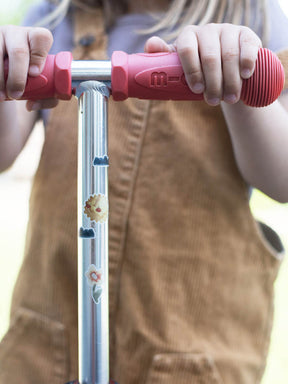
[85,264,102,287]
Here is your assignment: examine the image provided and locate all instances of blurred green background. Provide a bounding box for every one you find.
[0,0,38,25]
[0,1,288,384]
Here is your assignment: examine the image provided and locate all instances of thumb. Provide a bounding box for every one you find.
[144,36,175,53]
[27,27,53,76]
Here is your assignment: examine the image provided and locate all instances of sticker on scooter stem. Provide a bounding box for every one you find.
[85,264,103,304]
[92,285,103,305]
[93,155,109,166]
[79,227,96,238]
[84,194,108,223]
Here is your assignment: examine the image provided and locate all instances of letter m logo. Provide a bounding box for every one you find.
[151,72,168,87]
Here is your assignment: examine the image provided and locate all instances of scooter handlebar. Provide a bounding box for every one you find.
[3,48,285,107]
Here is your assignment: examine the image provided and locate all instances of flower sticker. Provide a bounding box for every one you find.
[85,264,103,305]
[92,285,103,304]
[85,264,102,287]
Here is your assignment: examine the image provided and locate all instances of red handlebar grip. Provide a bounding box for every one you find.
[240,48,285,107]
[111,51,203,101]
[4,51,73,101]
[111,48,285,107]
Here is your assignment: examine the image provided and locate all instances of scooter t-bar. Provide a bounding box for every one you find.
[3,48,285,384]
[6,48,285,107]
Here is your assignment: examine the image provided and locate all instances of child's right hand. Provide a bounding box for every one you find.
[0,25,58,110]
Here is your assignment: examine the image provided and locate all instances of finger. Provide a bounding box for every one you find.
[144,36,174,53]
[26,98,59,111]
[239,27,262,79]
[176,25,204,94]
[220,27,242,104]
[4,26,30,99]
[197,24,222,105]
[28,27,53,76]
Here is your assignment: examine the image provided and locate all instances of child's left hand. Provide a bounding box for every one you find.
[144,23,262,106]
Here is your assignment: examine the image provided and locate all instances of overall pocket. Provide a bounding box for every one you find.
[0,307,69,384]
[145,353,224,384]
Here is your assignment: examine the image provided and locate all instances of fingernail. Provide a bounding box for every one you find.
[224,94,237,104]
[191,82,204,94]
[207,97,220,106]
[10,91,23,100]
[241,68,252,79]
[29,65,40,76]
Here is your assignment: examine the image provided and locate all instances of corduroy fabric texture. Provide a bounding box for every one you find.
[0,7,287,384]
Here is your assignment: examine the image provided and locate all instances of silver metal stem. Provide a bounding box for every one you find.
[72,61,112,82]
[76,81,110,384]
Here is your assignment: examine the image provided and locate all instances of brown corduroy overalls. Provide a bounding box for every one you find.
[0,7,288,384]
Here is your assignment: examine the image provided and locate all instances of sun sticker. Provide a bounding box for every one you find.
[84,194,108,223]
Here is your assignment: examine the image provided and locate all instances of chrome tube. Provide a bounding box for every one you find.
[72,61,112,82]
[76,81,110,384]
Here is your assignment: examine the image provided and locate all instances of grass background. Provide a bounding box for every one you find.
[0,1,288,383]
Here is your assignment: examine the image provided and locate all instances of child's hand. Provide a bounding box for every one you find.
[0,25,58,110]
[144,24,262,106]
